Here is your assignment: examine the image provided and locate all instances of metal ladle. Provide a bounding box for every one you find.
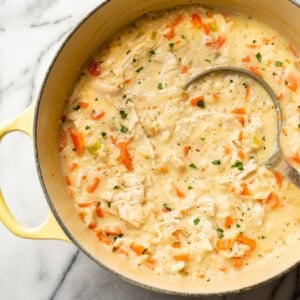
[184,66,300,188]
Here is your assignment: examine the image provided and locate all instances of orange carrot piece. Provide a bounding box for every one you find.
[246,44,257,49]
[248,66,262,77]
[203,23,210,35]
[172,230,182,240]
[245,85,251,101]
[65,175,72,186]
[77,201,98,208]
[274,171,283,188]
[130,244,146,256]
[235,234,256,251]
[96,206,104,218]
[238,131,243,142]
[67,188,74,198]
[265,192,280,209]
[78,212,85,221]
[213,93,220,101]
[96,231,112,245]
[240,182,251,195]
[79,101,89,108]
[88,222,97,230]
[159,166,169,173]
[281,127,288,136]
[205,36,226,49]
[290,154,300,164]
[146,255,157,265]
[191,13,202,28]
[180,65,189,74]
[190,95,204,106]
[175,186,186,198]
[173,254,189,261]
[68,128,84,155]
[285,73,298,92]
[232,107,246,114]
[198,274,205,279]
[237,150,246,161]
[183,145,190,158]
[124,78,131,84]
[224,216,234,229]
[69,162,78,172]
[118,141,133,171]
[236,115,245,127]
[90,110,106,120]
[59,129,67,152]
[242,55,250,63]
[224,146,231,155]
[105,225,122,236]
[116,247,129,256]
[216,238,233,250]
[172,242,182,248]
[231,257,243,268]
[86,177,100,193]
[219,266,227,272]
[171,15,184,27]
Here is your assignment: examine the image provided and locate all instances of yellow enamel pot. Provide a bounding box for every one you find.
[1,0,300,296]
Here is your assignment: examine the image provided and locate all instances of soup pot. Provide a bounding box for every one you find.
[1,0,300,296]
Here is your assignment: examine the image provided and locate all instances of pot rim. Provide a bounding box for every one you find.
[32,0,300,296]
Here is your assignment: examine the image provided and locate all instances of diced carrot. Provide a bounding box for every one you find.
[281,127,288,136]
[203,23,210,35]
[86,177,100,193]
[146,255,157,265]
[235,234,256,251]
[224,146,231,155]
[240,182,251,195]
[290,154,300,164]
[96,206,104,218]
[181,92,189,100]
[87,59,101,76]
[242,55,250,63]
[285,73,298,92]
[175,186,186,198]
[238,131,243,142]
[236,115,245,127]
[219,266,227,272]
[232,107,246,114]
[172,230,182,240]
[65,175,72,186]
[159,166,169,173]
[265,192,280,209]
[130,244,146,256]
[245,85,251,101]
[180,65,189,74]
[105,225,122,236]
[96,231,112,245]
[88,222,97,230]
[231,257,243,268]
[277,93,283,101]
[216,238,233,250]
[238,150,246,161]
[183,145,190,158]
[90,110,106,120]
[59,129,67,152]
[116,247,129,256]
[79,101,89,108]
[190,95,204,106]
[118,141,133,171]
[78,212,85,221]
[69,162,78,172]
[213,93,220,101]
[67,188,74,198]
[172,241,182,248]
[248,66,262,77]
[274,171,283,188]
[198,274,205,279]
[205,36,226,49]
[224,216,234,229]
[171,15,184,27]
[246,44,257,49]
[77,201,98,208]
[191,13,202,28]
[68,128,84,155]
[124,78,131,84]
[173,254,189,261]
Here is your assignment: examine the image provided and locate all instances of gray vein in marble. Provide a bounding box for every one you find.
[30,15,72,28]
[49,250,79,300]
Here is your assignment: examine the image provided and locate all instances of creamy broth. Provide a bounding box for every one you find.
[59,5,300,279]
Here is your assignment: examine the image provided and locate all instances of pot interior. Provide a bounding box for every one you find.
[35,0,300,294]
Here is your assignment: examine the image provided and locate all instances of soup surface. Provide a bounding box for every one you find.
[59,5,300,279]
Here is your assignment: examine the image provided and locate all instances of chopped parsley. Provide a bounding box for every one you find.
[85,125,90,130]
[135,66,144,73]
[275,60,283,67]
[142,248,148,255]
[212,159,221,165]
[169,42,174,48]
[231,160,244,171]
[120,125,128,133]
[216,227,224,239]
[256,52,262,62]
[119,110,127,119]
[298,124,300,128]
[126,50,131,55]
[101,132,107,137]
[200,137,205,141]
[181,34,186,39]
[107,201,111,208]
[73,105,80,111]
[242,82,248,88]
[157,82,163,90]
[230,79,234,83]
[97,201,101,207]
[163,203,172,211]
[189,163,197,169]
[149,49,155,56]
[252,39,256,44]
[188,186,193,190]
[197,99,205,108]
[204,59,211,63]
[94,97,98,101]
[193,217,200,225]
[236,224,241,228]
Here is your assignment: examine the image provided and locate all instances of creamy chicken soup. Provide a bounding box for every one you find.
[59,5,300,279]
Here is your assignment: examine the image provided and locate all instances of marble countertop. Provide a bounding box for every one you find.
[0,1,300,299]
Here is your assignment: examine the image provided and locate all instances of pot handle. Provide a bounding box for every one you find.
[0,104,70,242]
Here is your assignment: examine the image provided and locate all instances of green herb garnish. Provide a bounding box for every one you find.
[169,42,174,48]
[73,105,80,111]
[231,160,244,171]
[275,61,283,67]
[197,100,205,108]
[120,125,128,133]
[163,203,172,211]
[216,228,224,239]
[135,66,144,73]
[189,163,197,169]
[157,82,163,90]
[212,159,221,165]
[193,217,200,225]
[256,52,262,62]
[85,125,90,130]
[119,110,127,119]
[101,132,107,137]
